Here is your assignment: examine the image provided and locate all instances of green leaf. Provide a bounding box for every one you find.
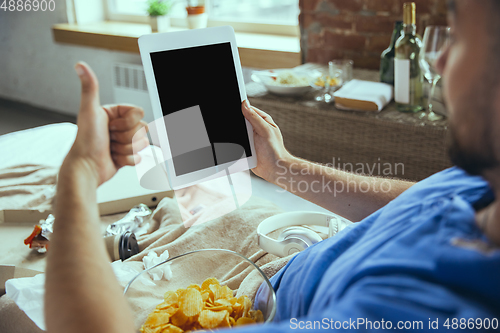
[146,0,173,16]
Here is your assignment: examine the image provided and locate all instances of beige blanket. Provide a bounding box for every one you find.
[0,164,293,332]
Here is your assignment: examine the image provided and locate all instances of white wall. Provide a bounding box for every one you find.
[0,2,142,116]
[0,3,256,118]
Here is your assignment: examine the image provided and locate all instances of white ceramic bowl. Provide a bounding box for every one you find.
[251,69,320,96]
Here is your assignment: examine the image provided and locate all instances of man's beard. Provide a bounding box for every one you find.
[446,55,500,177]
[447,126,498,176]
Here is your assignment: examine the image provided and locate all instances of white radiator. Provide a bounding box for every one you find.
[112,63,155,124]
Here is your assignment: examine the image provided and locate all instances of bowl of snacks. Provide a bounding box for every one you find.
[124,249,276,332]
[251,69,320,96]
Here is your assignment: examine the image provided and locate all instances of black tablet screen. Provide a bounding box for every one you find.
[150,42,251,176]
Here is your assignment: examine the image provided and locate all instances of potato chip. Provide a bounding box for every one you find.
[241,296,252,318]
[208,284,221,300]
[204,304,232,312]
[144,311,172,327]
[187,284,201,291]
[170,308,189,327]
[183,321,203,332]
[236,317,256,326]
[220,312,231,328]
[161,324,184,333]
[154,306,178,319]
[214,299,232,307]
[209,284,233,301]
[205,299,233,312]
[140,277,264,333]
[179,288,204,317]
[176,288,186,298]
[157,291,179,310]
[201,277,220,291]
[141,324,167,333]
[198,309,228,329]
[164,291,179,304]
[200,291,209,303]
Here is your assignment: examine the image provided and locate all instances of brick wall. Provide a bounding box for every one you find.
[299,0,448,69]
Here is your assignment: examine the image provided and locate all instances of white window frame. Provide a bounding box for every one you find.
[103,0,299,37]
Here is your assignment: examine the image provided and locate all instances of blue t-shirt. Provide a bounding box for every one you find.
[242,167,500,332]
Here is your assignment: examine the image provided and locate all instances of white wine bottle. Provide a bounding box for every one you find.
[394,2,423,112]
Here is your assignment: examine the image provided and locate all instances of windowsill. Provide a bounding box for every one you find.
[52,21,301,69]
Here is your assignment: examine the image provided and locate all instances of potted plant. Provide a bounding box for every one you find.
[147,0,173,32]
[186,0,207,29]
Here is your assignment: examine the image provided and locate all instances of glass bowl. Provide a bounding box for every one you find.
[123,249,276,330]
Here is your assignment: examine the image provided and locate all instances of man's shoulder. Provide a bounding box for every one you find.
[398,166,493,207]
[417,166,485,187]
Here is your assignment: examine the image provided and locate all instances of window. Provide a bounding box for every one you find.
[105,0,299,36]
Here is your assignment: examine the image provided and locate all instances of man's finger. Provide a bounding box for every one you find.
[75,61,100,110]
[241,100,271,137]
[111,137,149,155]
[102,104,142,120]
[112,153,141,167]
[110,121,148,143]
[108,106,145,131]
[252,106,278,128]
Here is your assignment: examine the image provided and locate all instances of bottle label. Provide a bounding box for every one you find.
[394,58,410,104]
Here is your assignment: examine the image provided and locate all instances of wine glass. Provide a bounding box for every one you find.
[419,26,450,121]
[313,61,343,103]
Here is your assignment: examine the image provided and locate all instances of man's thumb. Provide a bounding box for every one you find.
[75,61,100,108]
[242,100,268,137]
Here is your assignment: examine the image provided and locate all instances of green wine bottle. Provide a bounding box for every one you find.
[380,21,404,86]
[394,2,423,112]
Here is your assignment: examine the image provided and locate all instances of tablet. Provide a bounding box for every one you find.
[138,26,257,190]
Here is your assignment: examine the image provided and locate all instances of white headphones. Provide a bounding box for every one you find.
[257,211,353,257]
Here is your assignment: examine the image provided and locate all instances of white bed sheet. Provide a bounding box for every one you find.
[0,123,77,170]
[0,122,330,215]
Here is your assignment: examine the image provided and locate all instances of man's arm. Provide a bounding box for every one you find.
[269,155,414,222]
[242,102,415,222]
[45,160,135,333]
[45,62,148,333]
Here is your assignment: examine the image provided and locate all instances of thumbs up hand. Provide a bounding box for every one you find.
[62,62,149,187]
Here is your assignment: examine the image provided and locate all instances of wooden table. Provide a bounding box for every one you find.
[246,68,452,182]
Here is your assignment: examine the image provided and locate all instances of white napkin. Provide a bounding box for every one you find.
[142,250,173,281]
[4,253,171,332]
[5,274,46,330]
[333,79,393,111]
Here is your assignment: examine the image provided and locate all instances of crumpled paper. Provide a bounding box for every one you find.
[142,250,173,281]
[40,214,55,240]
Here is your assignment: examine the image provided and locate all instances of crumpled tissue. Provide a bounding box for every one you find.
[4,258,162,332]
[5,274,46,330]
[142,250,172,281]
